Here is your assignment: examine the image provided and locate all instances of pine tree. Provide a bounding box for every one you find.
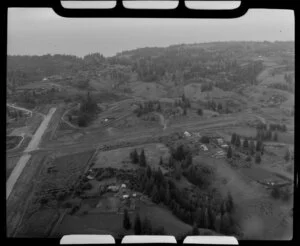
[227,192,234,213]
[134,213,142,235]
[214,213,222,233]
[249,140,255,155]
[255,153,261,164]
[227,145,233,159]
[256,140,262,152]
[139,149,147,167]
[141,216,152,235]
[243,139,249,149]
[235,135,241,147]
[123,209,131,230]
[159,156,163,166]
[191,223,199,235]
[130,149,139,164]
[146,165,152,179]
[164,183,171,205]
[284,149,290,162]
[231,133,237,145]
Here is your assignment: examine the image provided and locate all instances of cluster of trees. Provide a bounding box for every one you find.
[133,101,162,117]
[123,210,166,235]
[206,100,228,113]
[136,165,236,235]
[284,73,293,84]
[268,123,287,132]
[201,83,213,92]
[271,186,291,201]
[229,133,264,163]
[130,149,147,167]
[256,128,278,142]
[174,94,191,112]
[197,108,203,116]
[268,83,293,92]
[77,92,100,127]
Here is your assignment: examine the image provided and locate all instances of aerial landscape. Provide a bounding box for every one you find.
[6,40,294,240]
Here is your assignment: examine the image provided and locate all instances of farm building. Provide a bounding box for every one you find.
[122,194,129,199]
[216,138,224,145]
[184,131,192,137]
[107,185,119,192]
[200,144,208,151]
[221,144,229,149]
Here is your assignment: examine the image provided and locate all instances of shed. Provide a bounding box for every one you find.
[184,131,191,137]
[123,194,129,199]
[200,144,208,151]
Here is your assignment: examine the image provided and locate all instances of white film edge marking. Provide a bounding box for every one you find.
[60,235,115,244]
[122,235,177,243]
[183,236,239,245]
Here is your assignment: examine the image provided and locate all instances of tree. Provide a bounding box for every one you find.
[227,192,234,213]
[183,107,187,116]
[197,108,203,116]
[123,209,131,230]
[139,149,147,167]
[273,131,278,141]
[243,139,249,149]
[164,183,171,205]
[134,213,142,235]
[227,145,233,159]
[159,156,163,166]
[249,140,255,155]
[141,216,152,235]
[255,153,261,164]
[231,133,237,145]
[271,186,280,199]
[256,140,262,152]
[130,149,139,164]
[214,213,222,233]
[217,103,223,111]
[146,165,152,179]
[284,149,290,162]
[191,223,199,235]
[220,213,232,235]
[235,135,241,147]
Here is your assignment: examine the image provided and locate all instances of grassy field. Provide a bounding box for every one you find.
[6,136,23,150]
[93,143,170,173]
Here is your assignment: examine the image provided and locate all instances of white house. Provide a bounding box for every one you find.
[184,131,191,137]
[221,144,229,149]
[200,144,208,151]
[123,194,129,199]
[121,184,126,189]
[216,138,224,145]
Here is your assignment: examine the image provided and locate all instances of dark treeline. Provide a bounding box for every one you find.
[129,145,238,236]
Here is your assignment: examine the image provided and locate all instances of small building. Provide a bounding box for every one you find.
[184,131,191,137]
[200,144,208,151]
[221,144,229,149]
[123,194,129,199]
[132,193,137,197]
[216,138,224,145]
[107,185,119,192]
[121,184,126,189]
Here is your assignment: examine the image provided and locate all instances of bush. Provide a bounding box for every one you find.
[200,136,210,144]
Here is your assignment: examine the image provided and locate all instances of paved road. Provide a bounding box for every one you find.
[6,108,56,200]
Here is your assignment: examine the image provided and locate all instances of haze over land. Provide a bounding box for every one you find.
[8,8,294,57]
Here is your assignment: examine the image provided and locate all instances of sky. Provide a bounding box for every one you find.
[7,5,294,57]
